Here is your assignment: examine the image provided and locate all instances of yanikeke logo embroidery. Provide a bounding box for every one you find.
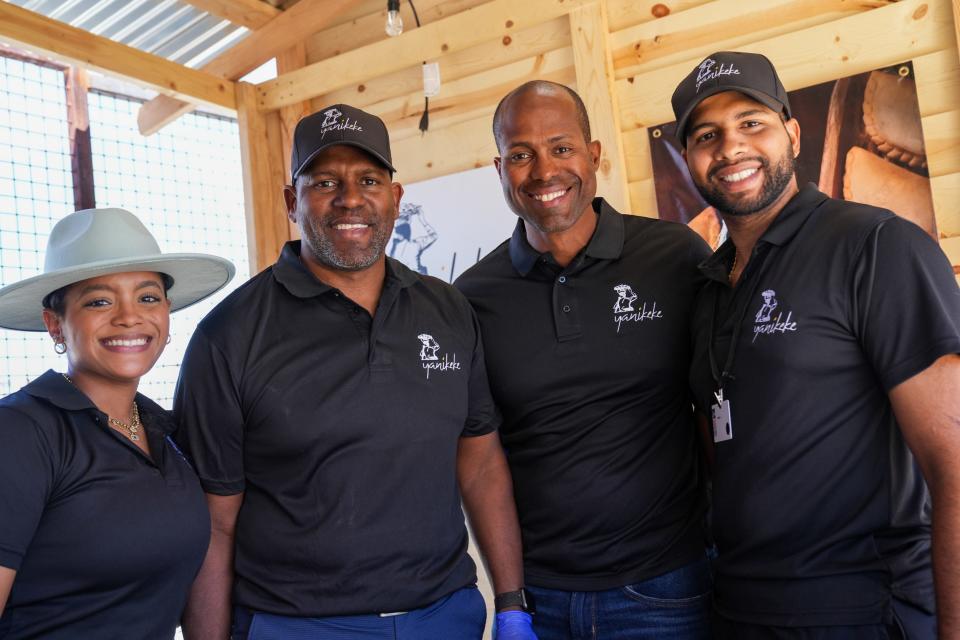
[319,107,363,138]
[320,107,342,127]
[695,58,741,92]
[417,333,461,379]
[612,284,662,333]
[752,289,798,342]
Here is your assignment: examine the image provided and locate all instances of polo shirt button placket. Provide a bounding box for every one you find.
[562,305,571,313]
[558,276,567,284]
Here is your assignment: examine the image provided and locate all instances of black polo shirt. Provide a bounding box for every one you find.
[0,370,209,639]
[173,242,498,617]
[455,198,711,590]
[690,184,960,626]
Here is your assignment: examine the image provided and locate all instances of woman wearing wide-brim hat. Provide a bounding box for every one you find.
[0,208,234,639]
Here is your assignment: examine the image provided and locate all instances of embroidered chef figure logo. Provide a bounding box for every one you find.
[418,333,440,361]
[612,284,662,333]
[613,284,637,313]
[695,58,741,92]
[321,107,342,128]
[755,289,778,323]
[752,288,798,342]
[417,333,461,379]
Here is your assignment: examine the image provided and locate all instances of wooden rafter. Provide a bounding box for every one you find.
[0,2,235,110]
[180,0,280,30]
[137,0,362,135]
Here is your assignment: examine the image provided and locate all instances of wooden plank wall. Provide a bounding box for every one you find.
[247,0,960,271]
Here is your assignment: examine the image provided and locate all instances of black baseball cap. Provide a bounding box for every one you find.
[671,51,791,143]
[290,104,396,182]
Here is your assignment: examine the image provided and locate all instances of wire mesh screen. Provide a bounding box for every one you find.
[0,54,249,406]
[0,56,73,396]
[88,90,249,406]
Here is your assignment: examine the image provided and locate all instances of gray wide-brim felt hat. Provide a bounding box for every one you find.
[0,208,236,331]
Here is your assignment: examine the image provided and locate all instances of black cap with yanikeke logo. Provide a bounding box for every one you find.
[671,51,792,142]
[290,104,396,182]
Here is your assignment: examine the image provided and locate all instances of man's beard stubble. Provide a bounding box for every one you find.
[302,216,393,272]
[695,148,797,217]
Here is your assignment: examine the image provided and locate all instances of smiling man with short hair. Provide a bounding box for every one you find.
[674,51,960,640]
[456,81,714,639]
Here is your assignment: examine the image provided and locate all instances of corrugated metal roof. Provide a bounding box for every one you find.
[7,0,252,69]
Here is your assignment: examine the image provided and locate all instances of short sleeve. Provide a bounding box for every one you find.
[0,408,55,570]
[853,216,960,391]
[173,326,246,495]
[462,306,501,438]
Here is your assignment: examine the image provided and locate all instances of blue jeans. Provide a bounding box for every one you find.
[230,585,486,639]
[527,556,712,639]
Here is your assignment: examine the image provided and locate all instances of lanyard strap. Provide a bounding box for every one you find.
[706,245,776,392]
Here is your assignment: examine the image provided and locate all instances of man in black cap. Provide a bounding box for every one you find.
[174,104,537,639]
[456,80,713,639]
[673,51,960,638]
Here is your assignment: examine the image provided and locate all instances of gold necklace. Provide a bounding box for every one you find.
[729,250,739,284]
[62,373,142,442]
[108,402,142,442]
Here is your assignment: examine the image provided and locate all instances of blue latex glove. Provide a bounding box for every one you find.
[494,610,537,639]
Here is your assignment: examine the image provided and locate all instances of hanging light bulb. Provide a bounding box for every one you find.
[385,0,403,37]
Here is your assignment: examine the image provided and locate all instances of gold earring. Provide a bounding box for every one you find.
[53,336,66,354]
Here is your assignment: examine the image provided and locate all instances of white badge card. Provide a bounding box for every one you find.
[712,396,733,443]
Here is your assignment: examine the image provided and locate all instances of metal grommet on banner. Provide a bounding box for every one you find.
[898,65,910,78]
[652,128,662,139]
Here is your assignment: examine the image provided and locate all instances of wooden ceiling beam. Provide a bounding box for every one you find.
[137,0,362,135]
[0,2,235,109]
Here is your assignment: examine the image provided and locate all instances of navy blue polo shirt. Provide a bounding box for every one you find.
[0,370,210,639]
[455,198,711,590]
[174,242,499,617]
[690,184,960,626]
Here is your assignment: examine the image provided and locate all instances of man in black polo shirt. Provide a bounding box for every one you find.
[672,51,960,638]
[174,105,536,639]
[455,81,713,638]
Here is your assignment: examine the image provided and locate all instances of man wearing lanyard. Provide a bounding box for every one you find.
[672,51,960,638]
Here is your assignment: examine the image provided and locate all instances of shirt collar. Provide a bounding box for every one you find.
[24,369,95,411]
[23,369,177,434]
[699,183,828,284]
[508,197,625,276]
[758,183,828,247]
[273,241,418,297]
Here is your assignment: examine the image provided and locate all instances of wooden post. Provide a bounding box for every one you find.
[65,66,96,211]
[953,0,960,67]
[235,81,289,274]
[276,44,313,241]
[569,2,632,214]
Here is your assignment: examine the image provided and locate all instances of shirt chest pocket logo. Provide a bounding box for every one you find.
[751,288,798,343]
[417,332,462,379]
[612,283,663,333]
